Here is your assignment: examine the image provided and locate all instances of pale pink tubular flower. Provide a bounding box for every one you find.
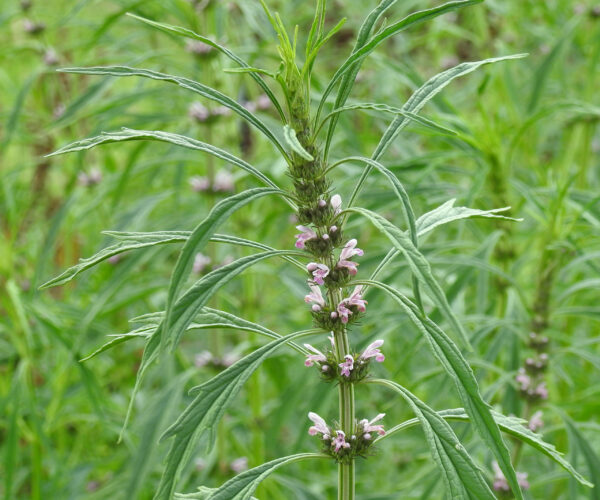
[346,286,368,312]
[308,412,330,439]
[332,430,351,452]
[305,284,325,310]
[330,194,342,215]
[193,253,211,273]
[295,225,317,249]
[337,259,359,275]
[339,354,354,377]
[360,413,386,436]
[307,262,330,285]
[328,333,336,349]
[304,344,327,367]
[528,410,544,432]
[359,340,385,363]
[337,302,352,323]
[340,239,364,260]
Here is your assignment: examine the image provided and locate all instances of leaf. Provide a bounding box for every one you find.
[126,13,286,120]
[47,128,281,191]
[155,330,323,500]
[415,199,521,237]
[360,280,524,500]
[345,207,470,349]
[121,250,304,439]
[196,454,325,500]
[320,103,458,136]
[369,380,495,499]
[55,66,290,161]
[317,0,483,127]
[380,408,592,488]
[319,0,399,158]
[563,416,600,495]
[39,231,188,289]
[283,125,314,161]
[348,54,528,208]
[162,187,284,352]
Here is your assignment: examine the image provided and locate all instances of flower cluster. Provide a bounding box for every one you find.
[307,412,386,463]
[515,330,550,403]
[303,338,385,383]
[189,170,235,193]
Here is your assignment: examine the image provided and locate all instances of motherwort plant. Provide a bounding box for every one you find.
[41,1,592,498]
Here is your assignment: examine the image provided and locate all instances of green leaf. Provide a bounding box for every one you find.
[56,66,290,161]
[564,416,600,495]
[162,188,284,352]
[359,280,524,500]
[47,128,281,191]
[39,230,188,289]
[189,454,325,500]
[283,125,314,161]
[320,103,458,136]
[155,330,323,500]
[317,0,483,129]
[369,379,495,499]
[345,207,470,349]
[348,54,528,208]
[380,408,592,488]
[416,199,521,237]
[126,13,285,121]
[121,250,304,439]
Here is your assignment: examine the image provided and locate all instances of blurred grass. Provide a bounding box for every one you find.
[1,0,599,498]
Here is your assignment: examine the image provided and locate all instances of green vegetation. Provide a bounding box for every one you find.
[1,1,599,499]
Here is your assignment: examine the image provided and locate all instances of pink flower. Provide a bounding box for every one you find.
[515,368,530,389]
[308,412,330,439]
[230,457,248,473]
[295,225,317,249]
[345,286,368,312]
[528,411,544,432]
[337,302,352,324]
[339,355,354,377]
[193,253,211,273]
[359,340,385,363]
[213,170,235,192]
[340,239,364,260]
[360,413,386,436]
[535,382,548,400]
[330,194,342,215]
[189,175,210,192]
[189,102,210,122]
[332,430,351,452]
[304,344,327,367]
[337,259,359,275]
[492,461,529,491]
[305,284,325,310]
[307,263,330,285]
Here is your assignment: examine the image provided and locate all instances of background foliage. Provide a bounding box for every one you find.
[1,0,599,498]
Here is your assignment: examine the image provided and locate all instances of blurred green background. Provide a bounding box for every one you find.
[1,0,599,498]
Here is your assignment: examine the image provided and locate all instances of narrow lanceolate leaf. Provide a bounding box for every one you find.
[162,188,283,352]
[198,454,326,500]
[125,13,286,120]
[39,231,188,289]
[416,199,521,237]
[81,307,307,362]
[283,125,314,161]
[321,103,458,136]
[120,250,304,438]
[348,54,527,208]
[56,66,290,161]
[47,128,280,190]
[361,280,524,500]
[321,0,400,158]
[369,380,495,499]
[345,207,470,349]
[380,408,592,488]
[155,330,323,500]
[318,0,483,123]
